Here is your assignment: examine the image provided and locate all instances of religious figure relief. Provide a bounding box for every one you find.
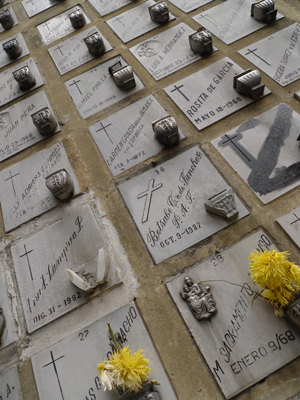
[0,307,5,347]
[180,276,217,321]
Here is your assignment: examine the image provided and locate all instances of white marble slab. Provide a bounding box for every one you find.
[239,23,300,87]
[167,230,300,399]
[0,58,44,109]
[211,103,300,204]
[106,0,176,43]
[168,0,212,13]
[48,26,113,75]
[0,268,15,350]
[0,91,60,162]
[65,55,144,119]
[164,57,271,131]
[31,302,177,400]
[0,7,18,34]
[11,205,119,333]
[88,0,134,17]
[118,146,249,264]
[277,206,300,249]
[22,0,63,18]
[0,367,23,400]
[89,95,186,176]
[193,0,284,45]
[0,33,29,70]
[36,6,92,46]
[130,22,215,81]
[0,141,81,232]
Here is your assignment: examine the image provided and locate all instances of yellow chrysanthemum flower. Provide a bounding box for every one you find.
[249,249,300,309]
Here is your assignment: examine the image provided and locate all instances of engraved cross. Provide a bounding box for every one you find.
[137,179,163,223]
[170,85,189,101]
[4,171,20,197]
[43,351,65,400]
[96,122,113,144]
[69,79,82,95]
[20,244,34,281]
[291,213,300,225]
[245,48,270,66]
[54,44,64,56]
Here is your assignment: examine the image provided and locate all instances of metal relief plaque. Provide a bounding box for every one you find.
[0,33,29,70]
[22,0,64,18]
[167,0,213,13]
[193,0,283,45]
[0,7,18,34]
[118,146,249,264]
[87,0,134,17]
[239,23,300,87]
[0,91,60,162]
[106,0,176,43]
[166,230,300,399]
[89,95,185,176]
[164,57,271,131]
[37,6,92,46]
[130,22,214,81]
[0,58,44,108]
[48,27,113,75]
[65,56,144,119]
[276,207,300,249]
[0,268,15,350]
[0,141,81,232]
[0,367,23,400]
[31,302,177,400]
[211,103,300,204]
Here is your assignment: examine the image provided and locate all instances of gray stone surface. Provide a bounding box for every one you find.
[65,55,144,119]
[211,103,300,204]
[118,146,249,264]
[0,366,23,400]
[0,33,29,69]
[0,141,81,232]
[239,23,300,87]
[0,58,44,108]
[130,22,214,81]
[164,57,270,131]
[48,26,113,75]
[166,230,300,399]
[276,206,300,249]
[22,0,63,18]
[295,90,300,101]
[31,302,177,400]
[0,6,18,34]
[193,0,283,45]
[0,91,60,162]
[106,0,175,43]
[0,268,15,350]
[167,0,212,13]
[88,0,133,17]
[89,95,185,176]
[36,5,92,46]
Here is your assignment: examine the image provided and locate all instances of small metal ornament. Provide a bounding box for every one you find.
[109,61,136,90]
[189,28,213,56]
[205,187,239,220]
[45,169,74,201]
[31,107,58,136]
[3,38,22,60]
[84,32,105,57]
[251,0,277,23]
[119,382,161,400]
[68,9,86,29]
[13,66,36,91]
[149,1,169,24]
[233,68,265,99]
[180,276,217,321]
[0,8,14,30]
[152,115,179,146]
[0,308,5,347]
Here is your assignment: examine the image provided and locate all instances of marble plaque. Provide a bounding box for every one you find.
[276,207,300,249]
[0,33,29,70]
[31,302,177,400]
[193,0,283,45]
[0,58,44,109]
[106,0,176,44]
[211,103,300,204]
[11,205,118,333]
[65,55,144,119]
[88,0,134,17]
[118,146,249,264]
[37,6,92,46]
[89,95,185,176]
[166,230,300,399]
[22,0,64,18]
[0,7,18,34]
[48,26,113,75]
[164,57,271,131]
[130,22,215,81]
[167,0,213,13]
[0,268,15,350]
[0,367,23,400]
[0,141,81,232]
[239,23,300,87]
[0,91,60,162]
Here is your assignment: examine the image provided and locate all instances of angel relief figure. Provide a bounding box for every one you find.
[180,276,217,321]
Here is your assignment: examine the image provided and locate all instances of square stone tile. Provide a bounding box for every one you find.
[0,367,23,400]
[22,0,63,18]
[0,33,29,70]
[276,206,300,249]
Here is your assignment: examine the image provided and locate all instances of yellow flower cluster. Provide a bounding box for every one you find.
[249,249,300,309]
[97,346,152,393]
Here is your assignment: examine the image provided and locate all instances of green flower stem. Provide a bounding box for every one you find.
[107,323,121,352]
